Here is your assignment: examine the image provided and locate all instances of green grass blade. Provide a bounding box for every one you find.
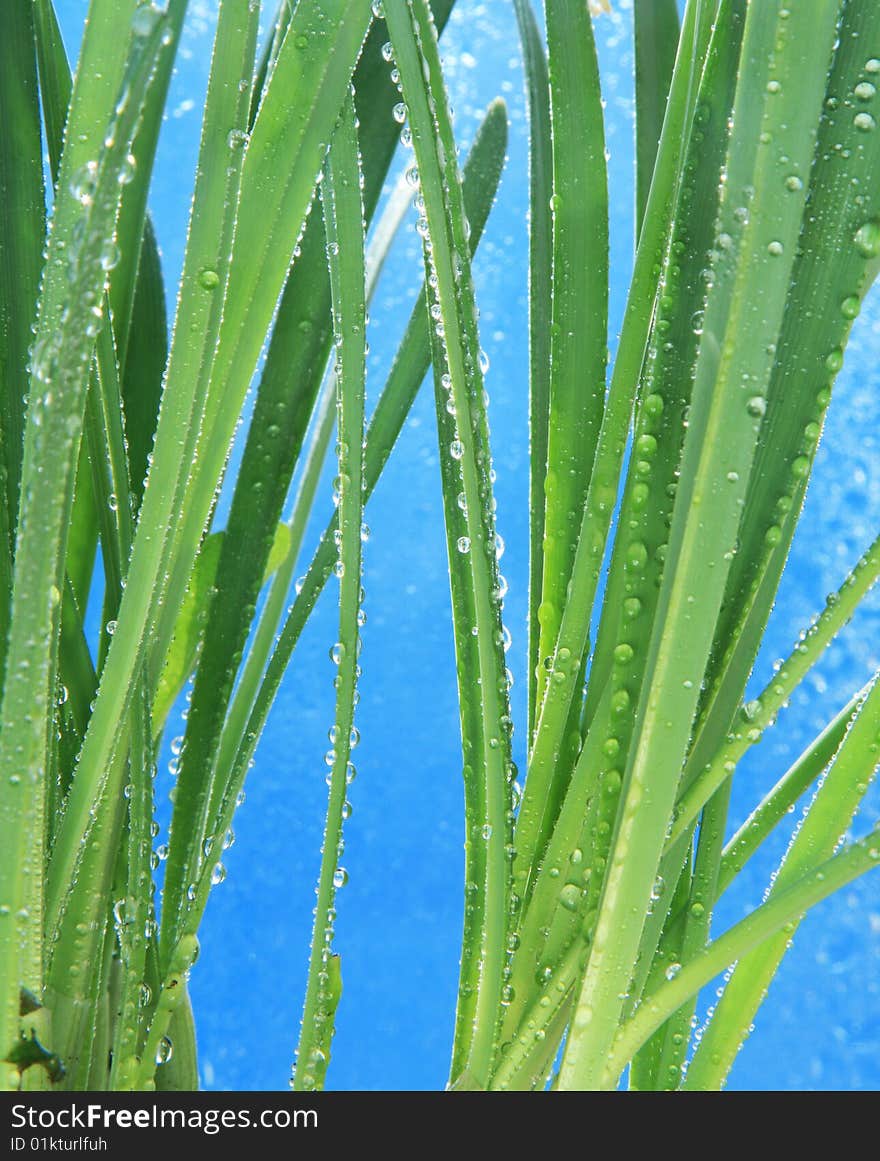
[684,672,880,1089]
[152,526,291,734]
[559,0,842,1089]
[33,0,102,619]
[131,0,263,955]
[510,0,552,745]
[121,215,167,514]
[717,690,862,896]
[0,0,47,1041]
[669,526,880,847]
[634,0,679,239]
[35,0,173,524]
[0,0,44,553]
[292,93,365,1093]
[532,0,608,810]
[645,779,730,1089]
[107,5,186,366]
[605,823,880,1088]
[385,0,514,1087]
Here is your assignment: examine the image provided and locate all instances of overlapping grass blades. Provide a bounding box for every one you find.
[385,0,513,1088]
[1,0,518,1093]
[291,92,365,1092]
[4,0,880,1094]
[426,0,880,1090]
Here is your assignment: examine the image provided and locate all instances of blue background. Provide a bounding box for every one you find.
[54,0,880,1090]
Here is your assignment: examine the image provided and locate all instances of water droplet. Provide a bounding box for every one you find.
[211,863,226,886]
[746,395,767,419]
[198,268,220,291]
[117,153,136,186]
[626,541,648,571]
[825,347,844,374]
[155,1036,173,1065]
[100,240,120,272]
[854,219,880,257]
[70,160,98,206]
[457,536,470,554]
[665,962,682,981]
[559,883,580,912]
[333,867,348,889]
[854,111,876,132]
[767,240,784,257]
[840,294,860,320]
[785,174,803,192]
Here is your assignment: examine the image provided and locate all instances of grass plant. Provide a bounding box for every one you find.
[1,0,880,1092]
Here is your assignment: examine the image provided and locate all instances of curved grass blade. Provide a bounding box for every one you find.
[558,0,843,1089]
[292,94,365,1092]
[385,0,514,1087]
[716,691,862,897]
[511,0,552,746]
[604,822,880,1088]
[669,526,880,846]
[46,15,261,1096]
[684,671,880,1089]
[634,0,679,240]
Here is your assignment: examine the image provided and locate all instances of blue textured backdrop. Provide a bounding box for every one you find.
[54,0,880,1090]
